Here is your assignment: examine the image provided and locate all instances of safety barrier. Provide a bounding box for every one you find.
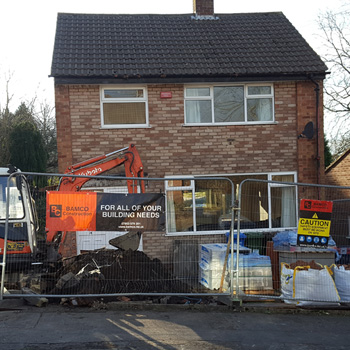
[1,173,349,307]
[0,172,236,303]
[233,179,350,306]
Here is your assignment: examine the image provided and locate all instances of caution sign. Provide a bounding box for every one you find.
[297,199,333,248]
[46,191,165,232]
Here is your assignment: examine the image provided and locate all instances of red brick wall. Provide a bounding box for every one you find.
[325,152,350,246]
[55,82,308,177]
[193,0,214,16]
[58,232,77,258]
[296,81,325,185]
[326,151,350,187]
[55,81,325,179]
[54,80,325,258]
[55,85,73,172]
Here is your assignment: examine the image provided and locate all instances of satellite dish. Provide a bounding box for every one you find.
[298,122,314,139]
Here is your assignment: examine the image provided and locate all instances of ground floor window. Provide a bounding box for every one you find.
[165,173,297,235]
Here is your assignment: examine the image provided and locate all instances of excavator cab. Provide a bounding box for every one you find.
[0,167,39,267]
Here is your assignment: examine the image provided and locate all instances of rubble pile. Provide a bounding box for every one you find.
[49,249,191,295]
[288,260,323,270]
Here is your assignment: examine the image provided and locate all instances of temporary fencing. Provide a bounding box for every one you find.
[233,179,350,306]
[1,172,350,307]
[0,172,236,302]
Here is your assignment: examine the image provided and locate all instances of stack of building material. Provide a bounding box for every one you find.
[199,243,228,290]
[229,251,273,292]
[198,243,272,292]
[198,243,251,290]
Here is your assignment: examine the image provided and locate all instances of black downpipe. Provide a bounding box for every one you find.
[309,76,321,196]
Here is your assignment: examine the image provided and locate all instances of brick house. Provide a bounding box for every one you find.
[326,149,350,187]
[50,0,328,257]
[325,149,350,246]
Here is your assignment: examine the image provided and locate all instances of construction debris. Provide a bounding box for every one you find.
[4,249,217,306]
[109,231,142,251]
[21,287,48,307]
[48,249,191,297]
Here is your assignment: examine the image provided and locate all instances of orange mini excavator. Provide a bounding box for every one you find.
[0,144,145,268]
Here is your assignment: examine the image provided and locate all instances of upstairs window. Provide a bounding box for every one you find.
[184,84,274,125]
[100,87,149,128]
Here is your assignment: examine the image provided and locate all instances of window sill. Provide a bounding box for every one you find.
[165,227,295,236]
[165,230,225,237]
[100,125,151,129]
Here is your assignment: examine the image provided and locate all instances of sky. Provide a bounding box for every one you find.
[0,0,345,112]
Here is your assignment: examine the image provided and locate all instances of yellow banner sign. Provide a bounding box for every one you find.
[298,214,331,237]
[297,199,333,248]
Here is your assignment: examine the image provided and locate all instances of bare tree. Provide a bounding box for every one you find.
[0,73,57,171]
[35,101,57,172]
[318,3,350,157]
[0,72,15,165]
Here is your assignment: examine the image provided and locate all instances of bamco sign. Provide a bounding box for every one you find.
[46,191,165,232]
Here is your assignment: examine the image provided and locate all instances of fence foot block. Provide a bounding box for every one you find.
[217,295,242,308]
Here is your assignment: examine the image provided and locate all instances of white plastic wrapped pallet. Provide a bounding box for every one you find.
[199,244,228,290]
[198,244,273,291]
[227,251,273,291]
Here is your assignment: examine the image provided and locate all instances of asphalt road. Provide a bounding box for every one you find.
[1,299,350,350]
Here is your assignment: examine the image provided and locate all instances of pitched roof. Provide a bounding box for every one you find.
[51,12,328,83]
[325,148,350,174]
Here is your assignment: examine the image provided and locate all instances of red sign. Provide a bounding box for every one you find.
[300,199,333,213]
[160,91,172,99]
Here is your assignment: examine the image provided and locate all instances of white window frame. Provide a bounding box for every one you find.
[165,172,297,236]
[165,177,199,235]
[100,86,149,129]
[184,83,274,126]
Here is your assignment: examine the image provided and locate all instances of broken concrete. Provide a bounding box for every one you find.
[47,249,194,297]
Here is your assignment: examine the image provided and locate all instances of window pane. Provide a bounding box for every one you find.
[271,186,297,228]
[194,179,231,231]
[103,103,146,125]
[0,177,24,219]
[272,174,295,183]
[214,86,244,122]
[239,179,269,229]
[104,89,144,99]
[185,100,212,123]
[248,86,271,95]
[271,175,296,228]
[167,190,193,232]
[247,98,273,121]
[186,88,210,97]
[167,179,191,187]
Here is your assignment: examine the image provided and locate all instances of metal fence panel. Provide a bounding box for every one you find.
[1,173,235,303]
[235,179,350,305]
[2,173,349,307]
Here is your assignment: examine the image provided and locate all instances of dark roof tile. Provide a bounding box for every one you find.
[51,12,327,80]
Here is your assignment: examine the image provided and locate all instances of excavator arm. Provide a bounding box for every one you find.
[58,144,145,193]
[46,144,145,248]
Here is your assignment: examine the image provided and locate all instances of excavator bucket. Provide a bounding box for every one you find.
[109,231,142,251]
